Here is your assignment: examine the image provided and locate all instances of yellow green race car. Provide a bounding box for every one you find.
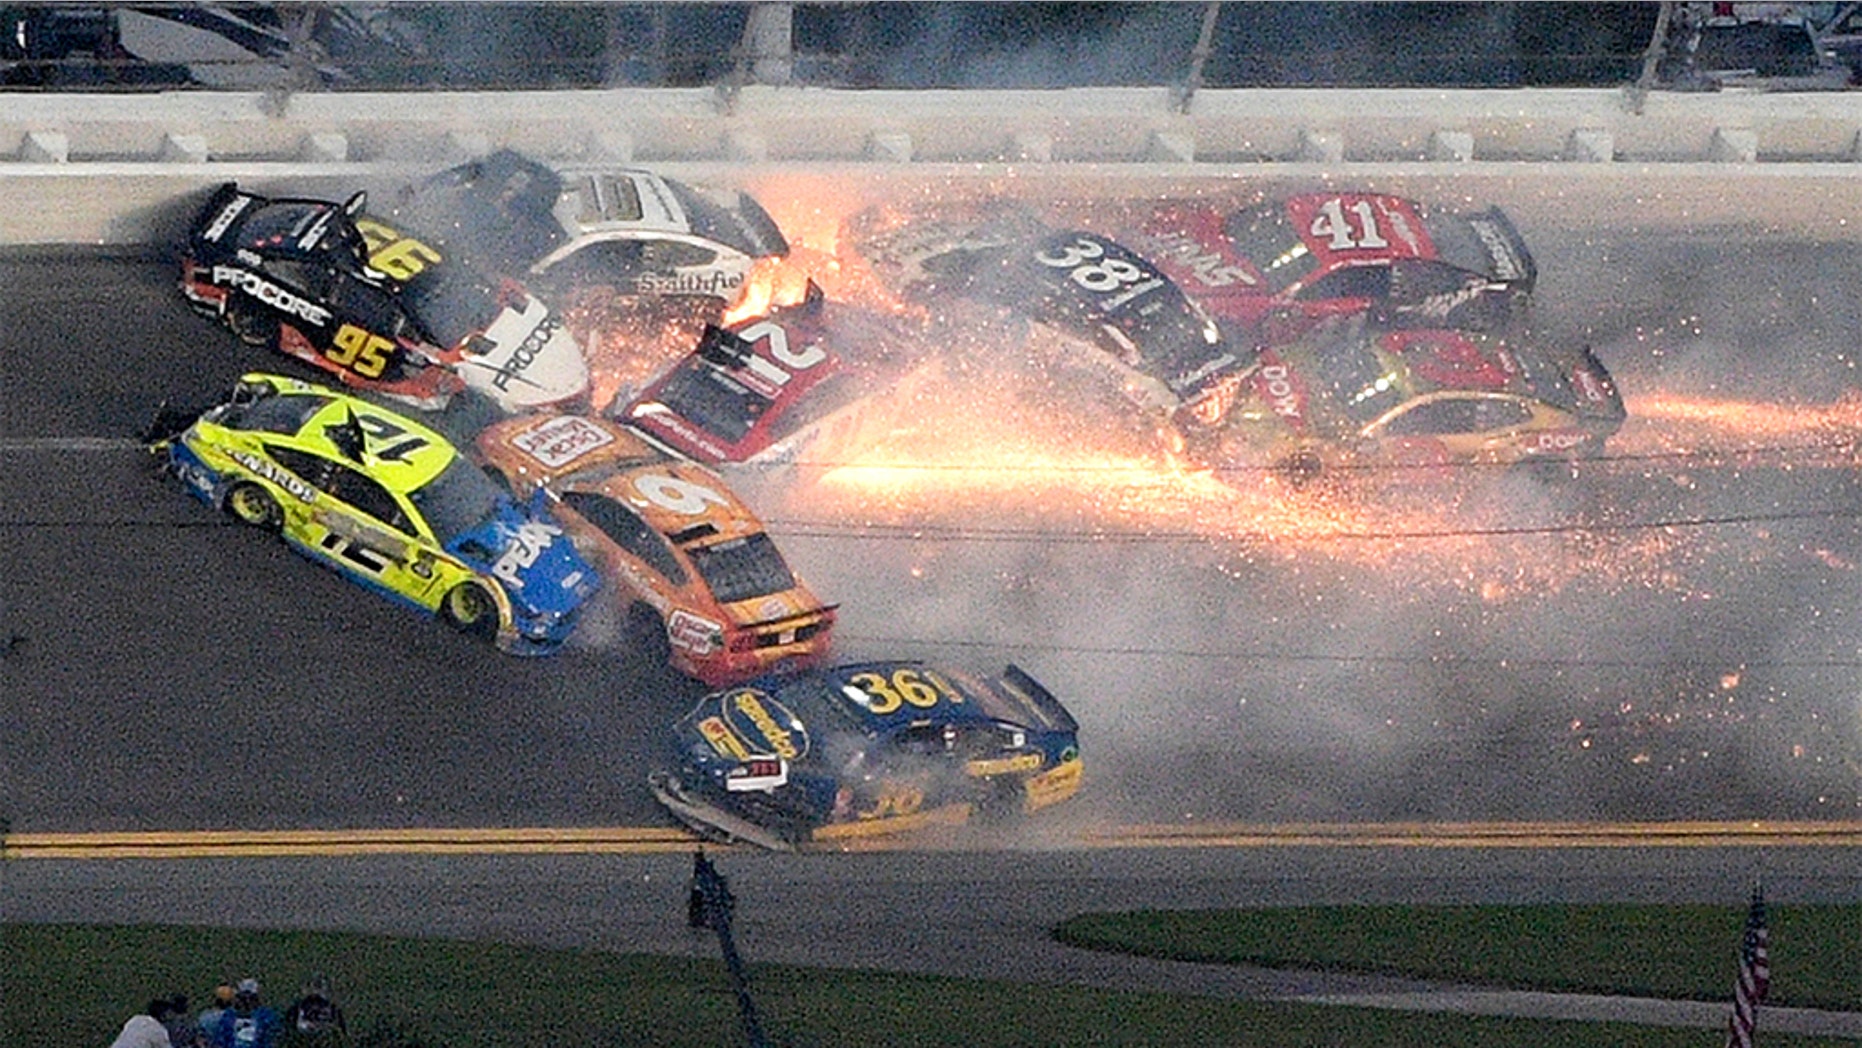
[149,373,599,655]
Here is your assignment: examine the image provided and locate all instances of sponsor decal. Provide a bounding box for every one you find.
[513,415,615,469]
[1253,362,1306,422]
[699,715,750,760]
[490,519,563,590]
[201,196,250,242]
[965,752,1044,777]
[229,450,317,503]
[1126,229,1255,288]
[634,270,744,296]
[725,757,788,792]
[492,314,565,392]
[210,266,333,327]
[1468,218,1523,281]
[668,609,723,655]
[1529,429,1591,452]
[726,691,803,761]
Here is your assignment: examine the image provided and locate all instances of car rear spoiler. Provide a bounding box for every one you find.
[1470,205,1538,290]
[1002,664,1079,734]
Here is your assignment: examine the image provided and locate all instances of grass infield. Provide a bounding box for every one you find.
[6,909,1858,1047]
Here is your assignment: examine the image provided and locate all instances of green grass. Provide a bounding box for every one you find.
[1055,904,1862,1012]
[7,918,1857,1048]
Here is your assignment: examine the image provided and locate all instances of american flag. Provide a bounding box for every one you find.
[1725,886,1771,1048]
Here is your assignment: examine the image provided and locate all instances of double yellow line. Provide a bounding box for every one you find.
[6,821,1861,859]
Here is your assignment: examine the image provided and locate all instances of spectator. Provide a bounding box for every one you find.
[196,986,235,1038]
[162,993,207,1048]
[282,974,347,1040]
[107,996,178,1048]
[211,978,281,1048]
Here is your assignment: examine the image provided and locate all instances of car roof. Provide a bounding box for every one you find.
[264,387,459,493]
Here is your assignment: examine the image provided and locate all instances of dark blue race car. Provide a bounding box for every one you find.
[649,660,1083,850]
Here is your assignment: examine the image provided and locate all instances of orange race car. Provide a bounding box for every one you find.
[475,413,836,685]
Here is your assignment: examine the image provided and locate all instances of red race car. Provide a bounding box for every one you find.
[619,281,931,473]
[1126,192,1536,341]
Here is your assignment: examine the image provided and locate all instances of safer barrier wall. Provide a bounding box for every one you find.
[7,85,1862,244]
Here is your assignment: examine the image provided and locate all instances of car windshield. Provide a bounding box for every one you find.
[215,392,333,435]
[406,454,506,541]
[649,358,770,445]
[686,533,795,604]
[1223,203,1318,294]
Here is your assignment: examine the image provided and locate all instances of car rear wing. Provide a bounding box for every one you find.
[1001,664,1079,735]
[1466,206,1538,290]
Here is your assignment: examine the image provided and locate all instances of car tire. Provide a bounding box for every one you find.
[626,602,673,668]
[223,482,282,531]
[441,582,499,641]
[224,297,278,348]
[1274,450,1325,487]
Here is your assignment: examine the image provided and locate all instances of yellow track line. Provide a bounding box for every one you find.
[5,821,1860,859]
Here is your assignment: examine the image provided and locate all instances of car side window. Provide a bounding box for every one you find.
[265,259,330,299]
[1298,265,1391,302]
[561,490,688,586]
[1387,259,1476,301]
[323,464,415,535]
[640,240,718,269]
[1376,396,1533,437]
[265,445,333,490]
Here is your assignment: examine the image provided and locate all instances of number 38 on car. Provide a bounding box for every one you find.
[649,660,1083,850]
[148,373,600,655]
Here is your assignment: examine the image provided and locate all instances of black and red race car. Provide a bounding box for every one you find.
[843,202,1247,418]
[180,182,589,414]
[1124,192,1536,341]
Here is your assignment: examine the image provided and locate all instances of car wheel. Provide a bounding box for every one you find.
[442,582,499,641]
[1274,450,1325,487]
[626,602,673,667]
[223,483,282,531]
[973,777,1026,825]
[224,297,278,348]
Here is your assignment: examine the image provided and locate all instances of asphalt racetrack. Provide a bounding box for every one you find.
[3,175,1861,1022]
[6,176,1862,834]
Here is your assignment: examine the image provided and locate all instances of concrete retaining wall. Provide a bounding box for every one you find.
[6,86,1862,244]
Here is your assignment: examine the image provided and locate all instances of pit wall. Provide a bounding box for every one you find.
[7,85,1862,244]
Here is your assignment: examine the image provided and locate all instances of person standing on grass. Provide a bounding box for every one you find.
[107,996,179,1048]
[211,979,281,1048]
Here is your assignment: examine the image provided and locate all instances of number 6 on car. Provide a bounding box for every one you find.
[475,412,838,686]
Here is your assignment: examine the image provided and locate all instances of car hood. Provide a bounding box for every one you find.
[454,294,590,411]
[446,501,596,615]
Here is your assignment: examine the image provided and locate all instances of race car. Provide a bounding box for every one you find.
[649,660,1083,850]
[1186,313,1625,484]
[149,373,599,655]
[379,148,790,315]
[475,413,836,685]
[844,202,1246,416]
[1126,192,1537,339]
[620,280,930,471]
[180,182,590,413]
